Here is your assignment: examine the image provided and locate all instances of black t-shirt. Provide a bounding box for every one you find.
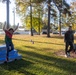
[64,30,74,42]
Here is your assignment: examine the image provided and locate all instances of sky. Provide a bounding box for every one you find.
[0,0,21,25]
[66,0,72,4]
[0,0,73,26]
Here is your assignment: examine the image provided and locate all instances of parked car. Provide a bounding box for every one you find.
[41,29,47,34]
[0,29,5,34]
[61,31,65,34]
[42,31,47,34]
[53,31,59,34]
[14,32,20,34]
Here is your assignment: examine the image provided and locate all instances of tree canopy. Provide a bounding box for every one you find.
[14,0,76,35]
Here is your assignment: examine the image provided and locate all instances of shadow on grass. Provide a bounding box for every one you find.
[13,38,64,46]
[0,40,5,44]
[0,59,35,75]
[40,34,64,39]
[25,45,55,51]
[34,41,64,46]
[41,35,76,41]
[0,48,76,75]
[50,35,64,39]
[13,38,29,42]
[17,49,76,74]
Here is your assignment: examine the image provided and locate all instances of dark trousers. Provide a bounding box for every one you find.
[5,41,14,57]
[65,41,74,54]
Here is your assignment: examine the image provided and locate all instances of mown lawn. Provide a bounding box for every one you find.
[0,34,76,75]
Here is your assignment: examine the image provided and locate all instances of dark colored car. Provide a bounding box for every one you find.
[14,32,20,34]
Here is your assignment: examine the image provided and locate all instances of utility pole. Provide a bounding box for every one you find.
[12,8,15,28]
[6,0,10,29]
[58,1,63,36]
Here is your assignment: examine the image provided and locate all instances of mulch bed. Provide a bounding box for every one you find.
[55,50,76,58]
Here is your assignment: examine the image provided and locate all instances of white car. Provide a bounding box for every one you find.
[0,29,5,34]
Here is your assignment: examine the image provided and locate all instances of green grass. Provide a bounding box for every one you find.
[0,35,76,75]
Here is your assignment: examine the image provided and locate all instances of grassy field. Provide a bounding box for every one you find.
[0,35,76,75]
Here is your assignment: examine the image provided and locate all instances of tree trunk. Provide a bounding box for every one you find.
[47,0,51,37]
[38,11,40,35]
[59,11,61,36]
[30,0,33,36]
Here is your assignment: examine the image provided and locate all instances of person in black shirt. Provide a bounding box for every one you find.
[64,26,74,57]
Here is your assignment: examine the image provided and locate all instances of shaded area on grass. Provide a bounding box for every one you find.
[41,35,76,40]
[55,50,76,58]
[0,40,5,45]
[13,38,64,46]
[17,48,76,75]
[0,59,35,75]
[0,35,76,75]
[25,45,55,51]
[41,35,64,39]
